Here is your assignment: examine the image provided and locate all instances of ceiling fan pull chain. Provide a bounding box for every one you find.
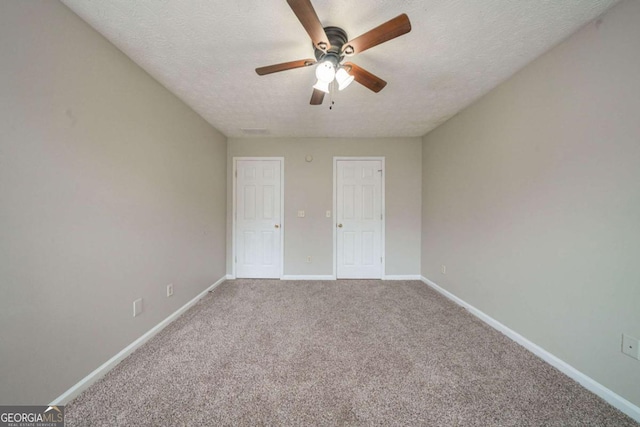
[329,81,335,110]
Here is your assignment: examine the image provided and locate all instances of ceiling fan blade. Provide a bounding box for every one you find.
[344,62,387,93]
[342,14,411,56]
[310,88,325,105]
[287,0,331,51]
[255,59,316,75]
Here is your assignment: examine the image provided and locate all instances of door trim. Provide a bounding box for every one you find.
[232,157,285,279]
[332,157,385,279]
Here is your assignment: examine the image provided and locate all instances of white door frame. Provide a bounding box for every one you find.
[332,157,385,279]
[232,157,285,279]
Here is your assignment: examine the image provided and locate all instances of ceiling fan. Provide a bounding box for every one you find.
[255,0,411,105]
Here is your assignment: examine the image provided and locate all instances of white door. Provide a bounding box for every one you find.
[336,160,383,278]
[235,159,282,278]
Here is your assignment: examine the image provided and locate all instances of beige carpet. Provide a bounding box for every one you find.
[66,279,637,426]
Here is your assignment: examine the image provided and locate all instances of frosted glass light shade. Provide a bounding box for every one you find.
[336,68,355,91]
[313,79,330,93]
[315,61,336,83]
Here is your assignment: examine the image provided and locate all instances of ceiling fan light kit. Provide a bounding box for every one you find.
[256,0,411,106]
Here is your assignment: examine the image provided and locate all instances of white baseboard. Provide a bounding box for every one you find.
[382,275,422,280]
[420,276,640,423]
[226,274,235,280]
[49,275,227,406]
[280,275,422,281]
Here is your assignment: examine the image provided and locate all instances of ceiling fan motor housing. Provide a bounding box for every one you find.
[314,26,348,64]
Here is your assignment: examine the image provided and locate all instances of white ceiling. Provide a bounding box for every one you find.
[61,0,618,139]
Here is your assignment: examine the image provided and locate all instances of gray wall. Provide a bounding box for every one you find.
[227,138,422,277]
[0,1,227,404]
[421,0,640,407]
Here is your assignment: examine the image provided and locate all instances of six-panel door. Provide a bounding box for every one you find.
[336,160,383,279]
[235,160,282,278]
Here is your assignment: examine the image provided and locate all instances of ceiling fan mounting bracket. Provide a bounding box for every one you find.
[313,26,348,63]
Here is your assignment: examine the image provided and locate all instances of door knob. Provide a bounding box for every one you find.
[337,224,343,228]
[274,224,280,229]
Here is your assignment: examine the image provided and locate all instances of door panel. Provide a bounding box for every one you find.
[336,160,383,278]
[236,160,282,278]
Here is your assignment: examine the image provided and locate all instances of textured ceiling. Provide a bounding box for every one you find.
[61,0,618,138]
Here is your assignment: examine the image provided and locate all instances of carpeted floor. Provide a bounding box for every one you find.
[66,280,638,426]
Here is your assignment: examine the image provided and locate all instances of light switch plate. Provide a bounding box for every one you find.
[297,210,305,218]
[326,210,331,218]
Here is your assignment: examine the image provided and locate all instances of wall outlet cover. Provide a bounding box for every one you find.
[167,284,174,297]
[622,334,640,360]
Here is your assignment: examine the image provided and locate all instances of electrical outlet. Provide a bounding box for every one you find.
[441,264,446,274]
[167,284,174,297]
[306,256,312,263]
[622,334,640,360]
[133,298,143,317]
